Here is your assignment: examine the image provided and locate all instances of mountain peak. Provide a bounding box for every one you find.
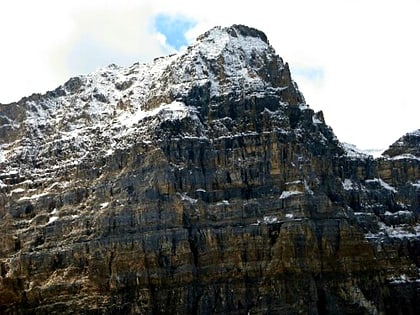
[197,24,269,44]
[169,24,304,107]
[191,24,272,64]
[0,24,310,171]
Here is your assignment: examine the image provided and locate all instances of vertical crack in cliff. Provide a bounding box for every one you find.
[187,226,200,271]
[107,249,114,291]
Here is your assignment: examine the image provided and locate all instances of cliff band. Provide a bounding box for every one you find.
[0,25,419,314]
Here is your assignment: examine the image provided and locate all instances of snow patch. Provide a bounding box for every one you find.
[384,210,411,217]
[48,216,59,225]
[46,182,61,191]
[312,115,323,124]
[216,200,230,206]
[391,154,420,161]
[100,202,109,209]
[179,193,197,204]
[407,129,420,137]
[158,101,190,121]
[361,148,385,158]
[365,178,397,193]
[0,149,6,164]
[343,179,356,190]
[341,143,370,159]
[304,180,314,195]
[258,216,279,224]
[279,190,302,199]
[365,222,419,240]
[11,187,25,194]
[118,101,191,128]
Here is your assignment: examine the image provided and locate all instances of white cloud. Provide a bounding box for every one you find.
[52,4,171,77]
[0,0,169,103]
[0,0,419,150]
[0,1,74,103]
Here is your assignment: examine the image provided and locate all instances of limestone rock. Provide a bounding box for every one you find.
[0,25,418,314]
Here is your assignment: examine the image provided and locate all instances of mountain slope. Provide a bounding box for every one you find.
[0,25,418,314]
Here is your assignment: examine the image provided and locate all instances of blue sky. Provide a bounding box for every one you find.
[154,14,196,50]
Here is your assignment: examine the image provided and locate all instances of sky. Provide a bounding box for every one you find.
[0,0,419,151]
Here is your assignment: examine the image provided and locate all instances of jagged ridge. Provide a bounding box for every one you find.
[1,25,305,171]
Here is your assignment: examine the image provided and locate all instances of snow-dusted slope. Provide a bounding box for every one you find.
[383,128,420,159]
[0,25,303,173]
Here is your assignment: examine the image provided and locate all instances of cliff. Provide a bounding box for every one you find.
[0,25,418,314]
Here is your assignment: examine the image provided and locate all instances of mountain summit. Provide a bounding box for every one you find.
[0,25,418,314]
[1,25,305,167]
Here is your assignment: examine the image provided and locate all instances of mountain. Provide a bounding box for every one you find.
[383,129,420,158]
[0,25,419,314]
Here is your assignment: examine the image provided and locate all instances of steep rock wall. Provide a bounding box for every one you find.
[0,25,418,314]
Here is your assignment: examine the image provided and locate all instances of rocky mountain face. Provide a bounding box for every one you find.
[0,25,418,314]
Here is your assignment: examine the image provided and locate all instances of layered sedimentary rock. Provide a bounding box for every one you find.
[0,25,418,314]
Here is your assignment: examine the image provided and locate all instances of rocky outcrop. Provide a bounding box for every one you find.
[383,129,420,158]
[0,25,418,314]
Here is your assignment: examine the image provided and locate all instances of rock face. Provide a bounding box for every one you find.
[0,25,419,314]
[383,129,420,158]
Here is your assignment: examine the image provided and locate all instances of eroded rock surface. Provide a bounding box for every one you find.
[0,25,418,314]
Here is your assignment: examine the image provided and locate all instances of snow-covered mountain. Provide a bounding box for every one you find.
[1,25,305,175]
[0,25,418,314]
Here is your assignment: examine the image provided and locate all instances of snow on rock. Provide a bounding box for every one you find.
[343,179,356,191]
[381,222,418,239]
[216,200,230,206]
[341,143,371,159]
[117,101,194,128]
[340,143,384,159]
[365,222,419,240]
[0,147,6,164]
[2,25,299,177]
[279,190,302,199]
[258,216,279,225]
[157,101,193,121]
[361,148,386,158]
[382,128,420,158]
[387,274,420,285]
[365,178,397,193]
[390,154,420,161]
[179,193,198,205]
[11,187,25,194]
[312,115,323,124]
[384,210,412,217]
[100,202,109,209]
[47,216,59,225]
